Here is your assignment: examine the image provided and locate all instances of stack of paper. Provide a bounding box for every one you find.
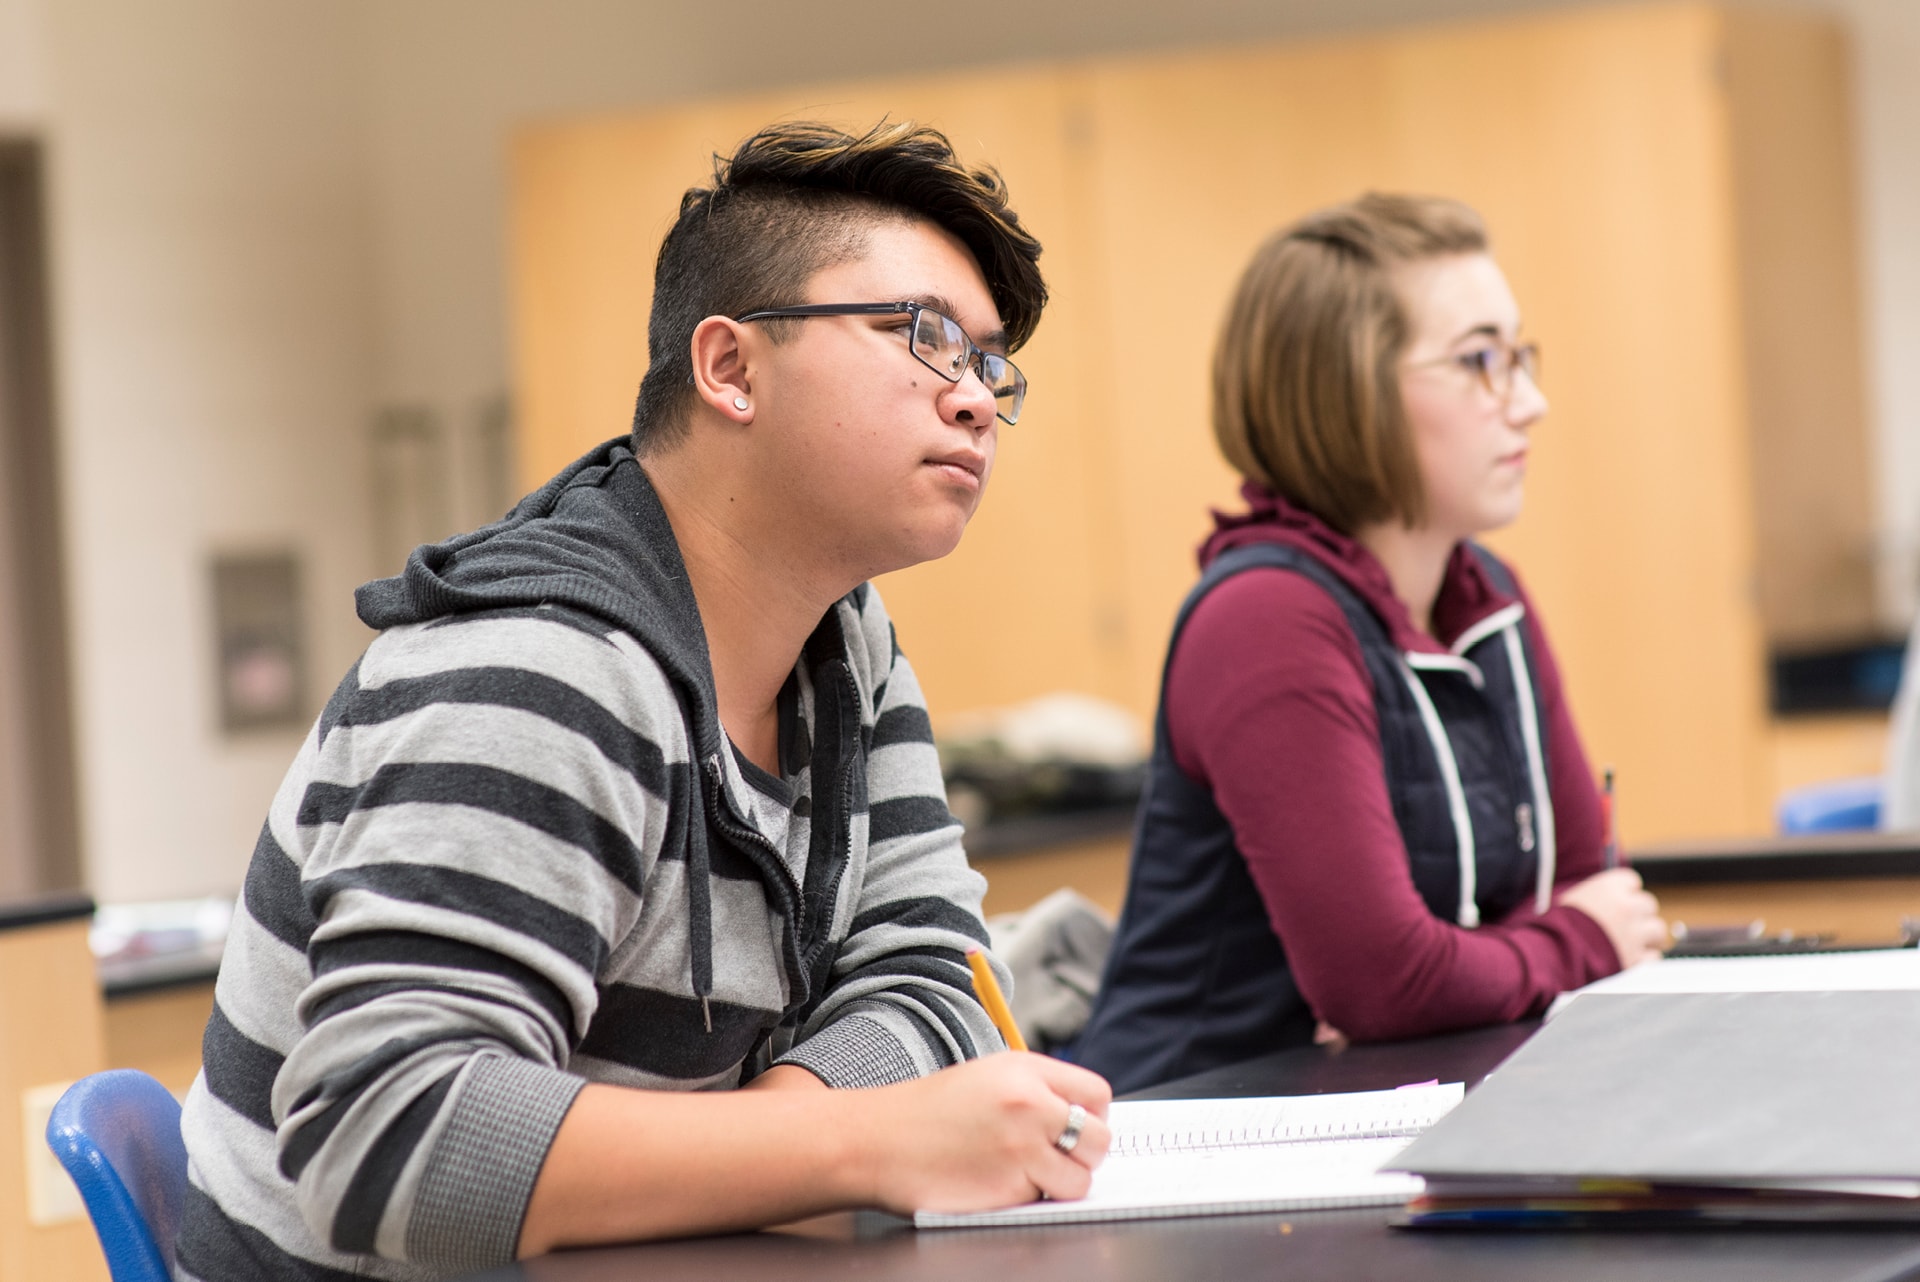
[1545,946,1920,1019]
[916,1083,1463,1228]
[1392,991,1920,1227]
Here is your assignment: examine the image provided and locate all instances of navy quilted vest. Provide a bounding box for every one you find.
[1074,541,1554,1094]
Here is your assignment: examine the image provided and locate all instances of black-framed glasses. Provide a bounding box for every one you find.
[1411,338,1541,400]
[734,301,1027,425]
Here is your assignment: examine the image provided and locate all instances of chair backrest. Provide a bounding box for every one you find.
[44,1069,188,1282]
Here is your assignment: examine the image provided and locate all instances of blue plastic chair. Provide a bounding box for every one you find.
[1776,776,1885,834]
[44,1070,188,1282]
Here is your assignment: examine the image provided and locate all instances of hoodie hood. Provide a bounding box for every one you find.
[357,437,727,756]
[1200,481,1516,656]
[356,436,761,1021]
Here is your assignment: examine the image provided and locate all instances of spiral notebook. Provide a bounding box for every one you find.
[913,1082,1463,1229]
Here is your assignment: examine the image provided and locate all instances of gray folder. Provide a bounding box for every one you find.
[1392,991,1920,1183]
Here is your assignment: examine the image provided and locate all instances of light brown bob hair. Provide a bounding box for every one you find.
[1212,193,1487,533]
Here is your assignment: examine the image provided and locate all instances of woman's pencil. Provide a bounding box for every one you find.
[1602,767,1619,869]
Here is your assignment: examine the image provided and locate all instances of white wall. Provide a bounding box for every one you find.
[33,0,379,900]
[0,0,49,125]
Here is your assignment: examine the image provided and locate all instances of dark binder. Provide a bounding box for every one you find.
[1390,991,1920,1224]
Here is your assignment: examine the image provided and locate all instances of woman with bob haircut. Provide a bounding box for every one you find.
[1075,194,1666,1094]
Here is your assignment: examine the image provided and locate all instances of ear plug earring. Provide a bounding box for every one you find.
[732,396,750,411]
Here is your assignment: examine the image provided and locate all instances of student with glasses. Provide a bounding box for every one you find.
[176,120,1109,1282]
[1075,194,1667,1095]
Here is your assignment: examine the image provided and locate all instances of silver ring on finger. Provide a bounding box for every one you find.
[1055,1102,1088,1154]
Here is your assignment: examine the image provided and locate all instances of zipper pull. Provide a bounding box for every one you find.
[1516,802,1535,853]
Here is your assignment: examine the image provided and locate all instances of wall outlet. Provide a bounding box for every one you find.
[22,1081,86,1226]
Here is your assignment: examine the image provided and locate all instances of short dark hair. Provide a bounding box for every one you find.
[1213,193,1488,532]
[631,119,1047,451]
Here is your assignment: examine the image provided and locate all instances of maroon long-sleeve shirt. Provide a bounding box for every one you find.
[1166,488,1620,1042]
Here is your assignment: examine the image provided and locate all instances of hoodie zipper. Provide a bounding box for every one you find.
[797,660,859,981]
[702,754,810,1026]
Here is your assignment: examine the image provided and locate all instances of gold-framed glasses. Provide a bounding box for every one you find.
[1410,338,1541,400]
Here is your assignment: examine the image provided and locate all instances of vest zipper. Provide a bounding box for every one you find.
[1397,658,1479,929]
[1499,627,1558,913]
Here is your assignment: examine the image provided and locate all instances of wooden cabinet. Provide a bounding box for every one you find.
[103,984,214,1097]
[0,903,109,1282]
[509,3,1871,846]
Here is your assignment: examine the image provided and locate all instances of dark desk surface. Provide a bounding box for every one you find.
[462,1022,1920,1282]
[963,803,1138,859]
[0,891,92,933]
[1635,829,1920,884]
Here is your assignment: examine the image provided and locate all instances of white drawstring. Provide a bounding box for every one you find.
[1450,602,1525,659]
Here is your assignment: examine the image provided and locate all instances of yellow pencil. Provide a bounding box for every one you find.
[966,948,1028,1052]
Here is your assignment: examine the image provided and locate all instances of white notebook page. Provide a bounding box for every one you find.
[915,1082,1463,1229]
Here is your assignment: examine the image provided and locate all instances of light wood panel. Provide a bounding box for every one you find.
[104,985,213,1096]
[977,835,1132,920]
[511,73,1130,715]
[507,2,1868,846]
[0,919,109,1282]
[1724,10,1877,647]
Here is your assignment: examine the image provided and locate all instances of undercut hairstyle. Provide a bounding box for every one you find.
[1212,193,1488,533]
[631,119,1047,452]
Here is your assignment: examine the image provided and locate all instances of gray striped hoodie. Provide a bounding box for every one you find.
[175,440,1006,1280]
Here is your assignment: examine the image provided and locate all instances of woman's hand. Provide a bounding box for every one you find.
[1558,867,1667,968]
[1313,1020,1350,1052]
[848,1052,1113,1215]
